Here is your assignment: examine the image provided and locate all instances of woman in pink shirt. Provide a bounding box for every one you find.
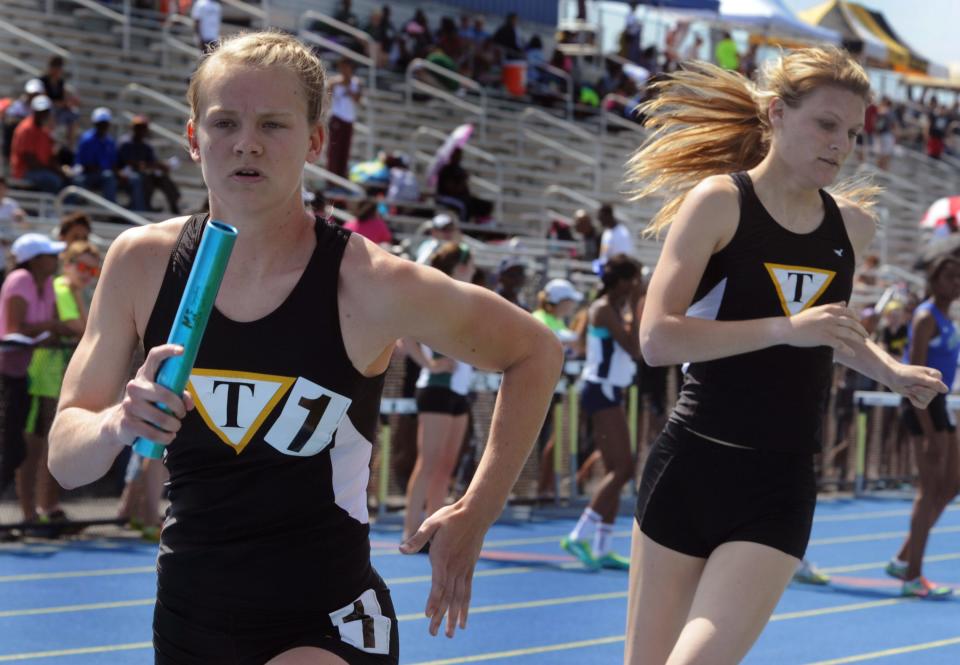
[0,233,73,529]
[343,198,393,246]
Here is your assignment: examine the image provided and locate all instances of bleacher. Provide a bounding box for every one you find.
[0,0,957,295]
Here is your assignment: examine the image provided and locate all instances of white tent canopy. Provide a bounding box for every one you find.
[717,0,842,45]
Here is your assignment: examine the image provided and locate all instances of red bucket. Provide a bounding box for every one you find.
[502,61,527,96]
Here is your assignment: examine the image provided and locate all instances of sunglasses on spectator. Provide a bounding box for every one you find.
[74,263,101,277]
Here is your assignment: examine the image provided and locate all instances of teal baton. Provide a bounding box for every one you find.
[132,220,238,459]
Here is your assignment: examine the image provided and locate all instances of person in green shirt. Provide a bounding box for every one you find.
[532,278,584,498]
[22,240,100,530]
[714,31,740,71]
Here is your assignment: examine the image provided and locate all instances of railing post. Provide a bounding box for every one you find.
[123,0,131,53]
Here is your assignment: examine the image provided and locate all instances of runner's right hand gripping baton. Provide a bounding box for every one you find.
[132,220,238,459]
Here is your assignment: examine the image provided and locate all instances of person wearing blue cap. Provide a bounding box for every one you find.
[75,107,146,210]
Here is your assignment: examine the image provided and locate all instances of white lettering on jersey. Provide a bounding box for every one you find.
[264,377,352,457]
[764,263,836,316]
[188,370,295,454]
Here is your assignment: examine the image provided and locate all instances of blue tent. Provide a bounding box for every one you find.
[617,0,720,11]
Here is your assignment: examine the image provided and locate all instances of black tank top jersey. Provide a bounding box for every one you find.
[144,214,386,613]
[669,172,854,454]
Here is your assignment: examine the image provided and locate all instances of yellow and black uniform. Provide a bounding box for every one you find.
[147,215,398,664]
[636,172,854,559]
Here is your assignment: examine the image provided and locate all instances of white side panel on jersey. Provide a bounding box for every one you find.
[329,414,372,524]
[685,278,727,321]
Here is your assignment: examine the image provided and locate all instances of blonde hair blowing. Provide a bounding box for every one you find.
[627,46,876,236]
[187,31,327,125]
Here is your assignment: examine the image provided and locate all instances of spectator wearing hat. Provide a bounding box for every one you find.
[118,115,181,214]
[415,212,458,263]
[598,203,634,261]
[0,177,27,246]
[2,78,46,166]
[533,278,584,498]
[10,95,67,194]
[0,233,72,511]
[75,107,146,210]
[191,0,222,52]
[496,256,528,309]
[40,56,81,149]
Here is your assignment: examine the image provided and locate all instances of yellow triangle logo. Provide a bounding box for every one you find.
[764,263,836,316]
[187,369,295,454]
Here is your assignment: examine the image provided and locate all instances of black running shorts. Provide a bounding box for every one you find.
[635,421,816,560]
[154,575,399,664]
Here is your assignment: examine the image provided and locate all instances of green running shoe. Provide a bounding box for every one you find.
[901,577,953,600]
[561,537,600,571]
[793,559,830,585]
[884,560,908,581]
[596,551,630,570]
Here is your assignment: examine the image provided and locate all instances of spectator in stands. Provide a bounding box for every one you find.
[885,256,960,599]
[333,0,359,28]
[399,242,477,547]
[343,198,392,246]
[75,107,147,211]
[403,9,434,62]
[191,0,221,52]
[714,31,739,71]
[21,239,101,533]
[0,233,71,521]
[415,212,458,263]
[2,78,45,166]
[436,148,492,224]
[684,34,704,62]
[386,152,418,201]
[436,16,468,69]
[118,115,181,214]
[492,12,523,60]
[40,56,81,150]
[472,37,503,87]
[10,96,67,194]
[622,1,643,63]
[574,208,601,262]
[925,103,951,160]
[495,256,527,309]
[327,58,361,179]
[364,6,396,67]
[873,96,899,171]
[598,203,634,261]
[57,212,91,245]
[0,177,27,244]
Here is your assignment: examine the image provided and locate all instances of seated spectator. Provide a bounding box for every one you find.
[10,96,67,194]
[57,211,91,245]
[402,9,434,62]
[573,208,601,262]
[496,256,528,309]
[75,107,146,210]
[436,148,492,223]
[436,16,467,69]
[40,56,81,150]
[415,212,459,263]
[343,198,392,246]
[472,37,503,87]
[0,177,27,242]
[117,115,181,214]
[386,152,420,203]
[2,79,44,166]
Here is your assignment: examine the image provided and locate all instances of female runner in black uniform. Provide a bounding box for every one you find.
[623,46,946,664]
[47,31,563,665]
